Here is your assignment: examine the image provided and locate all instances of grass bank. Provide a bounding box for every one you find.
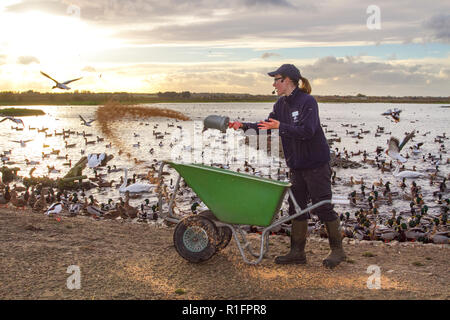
[0,108,45,116]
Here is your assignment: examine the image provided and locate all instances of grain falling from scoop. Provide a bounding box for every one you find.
[96,100,190,160]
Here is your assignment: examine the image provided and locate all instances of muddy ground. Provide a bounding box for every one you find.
[0,207,448,300]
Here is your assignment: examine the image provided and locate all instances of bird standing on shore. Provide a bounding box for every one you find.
[0,186,11,207]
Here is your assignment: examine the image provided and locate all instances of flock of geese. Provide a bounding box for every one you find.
[0,106,449,244]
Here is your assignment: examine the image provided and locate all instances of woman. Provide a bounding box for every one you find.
[229,64,346,268]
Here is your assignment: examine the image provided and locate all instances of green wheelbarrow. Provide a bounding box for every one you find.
[157,161,350,265]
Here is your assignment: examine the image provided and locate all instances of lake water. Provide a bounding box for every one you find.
[1,102,448,221]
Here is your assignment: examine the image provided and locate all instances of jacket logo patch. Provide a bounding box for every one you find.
[292,111,299,123]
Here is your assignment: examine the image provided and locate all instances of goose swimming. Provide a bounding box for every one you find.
[25,159,40,166]
[40,71,82,90]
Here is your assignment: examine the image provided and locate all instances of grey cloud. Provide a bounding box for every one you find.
[299,55,449,95]
[303,56,385,79]
[96,56,449,95]
[10,0,447,46]
[242,0,294,7]
[115,10,322,45]
[5,1,449,47]
[6,0,297,24]
[261,52,280,59]
[6,0,68,15]
[424,14,450,42]
[440,68,450,76]
[111,4,432,46]
[17,56,40,65]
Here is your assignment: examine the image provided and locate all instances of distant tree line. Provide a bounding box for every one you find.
[0,90,449,105]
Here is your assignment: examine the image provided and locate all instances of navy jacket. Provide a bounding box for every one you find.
[243,87,330,170]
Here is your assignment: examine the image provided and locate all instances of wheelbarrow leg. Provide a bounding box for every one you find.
[217,223,271,265]
[157,161,182,224]
[240,229,270,258]
[167,175,181,219]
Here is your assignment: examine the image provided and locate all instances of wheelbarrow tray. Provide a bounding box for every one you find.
[167,162,290,227]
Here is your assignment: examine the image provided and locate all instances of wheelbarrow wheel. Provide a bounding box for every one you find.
[198,210,232,251]
[173,215,219,263]
[216,226,232,251]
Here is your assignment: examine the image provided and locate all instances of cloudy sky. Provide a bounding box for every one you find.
[0,0,449,95]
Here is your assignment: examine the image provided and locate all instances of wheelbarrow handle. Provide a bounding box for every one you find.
[331,198,351,205]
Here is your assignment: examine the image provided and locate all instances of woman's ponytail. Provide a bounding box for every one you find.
[299,76,312,94]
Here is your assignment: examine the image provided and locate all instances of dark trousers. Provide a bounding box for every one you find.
[288,162,338,222]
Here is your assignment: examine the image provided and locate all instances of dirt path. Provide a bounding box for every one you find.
[0,207,448,300]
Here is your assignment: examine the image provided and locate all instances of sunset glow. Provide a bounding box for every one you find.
[0,1,449,95]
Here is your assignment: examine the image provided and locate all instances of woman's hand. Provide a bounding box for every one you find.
[258,118,280,130]
[228,121,243,130]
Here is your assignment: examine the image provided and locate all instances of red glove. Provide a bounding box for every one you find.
[228,121,243,130]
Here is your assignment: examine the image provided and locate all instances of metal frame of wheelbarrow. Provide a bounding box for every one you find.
[157,161,350,265]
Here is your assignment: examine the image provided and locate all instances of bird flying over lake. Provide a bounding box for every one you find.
[79,115,95,126]
[40,71,82,90]
[386,131,415,163]
[410,142,424,155]
[381,108,402,122]
[0,116,24,126]
[11,139,33,147]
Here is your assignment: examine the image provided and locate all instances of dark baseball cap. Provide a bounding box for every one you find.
[268,64,301,82]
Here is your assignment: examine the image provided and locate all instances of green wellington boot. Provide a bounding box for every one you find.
[322,219,347,269]
[275,220,308,265]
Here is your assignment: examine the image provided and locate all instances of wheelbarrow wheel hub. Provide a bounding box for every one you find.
[183,226,209,252]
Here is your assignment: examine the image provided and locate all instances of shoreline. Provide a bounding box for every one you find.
[0,206,447,249]
[1,93,450,106]
[0,206,448,300]
[1,101,450,107]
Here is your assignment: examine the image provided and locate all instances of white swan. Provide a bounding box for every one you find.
[392,164,426,179]
[41,71,82,90]
[119,168,152,193]
[87,153,105,168]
